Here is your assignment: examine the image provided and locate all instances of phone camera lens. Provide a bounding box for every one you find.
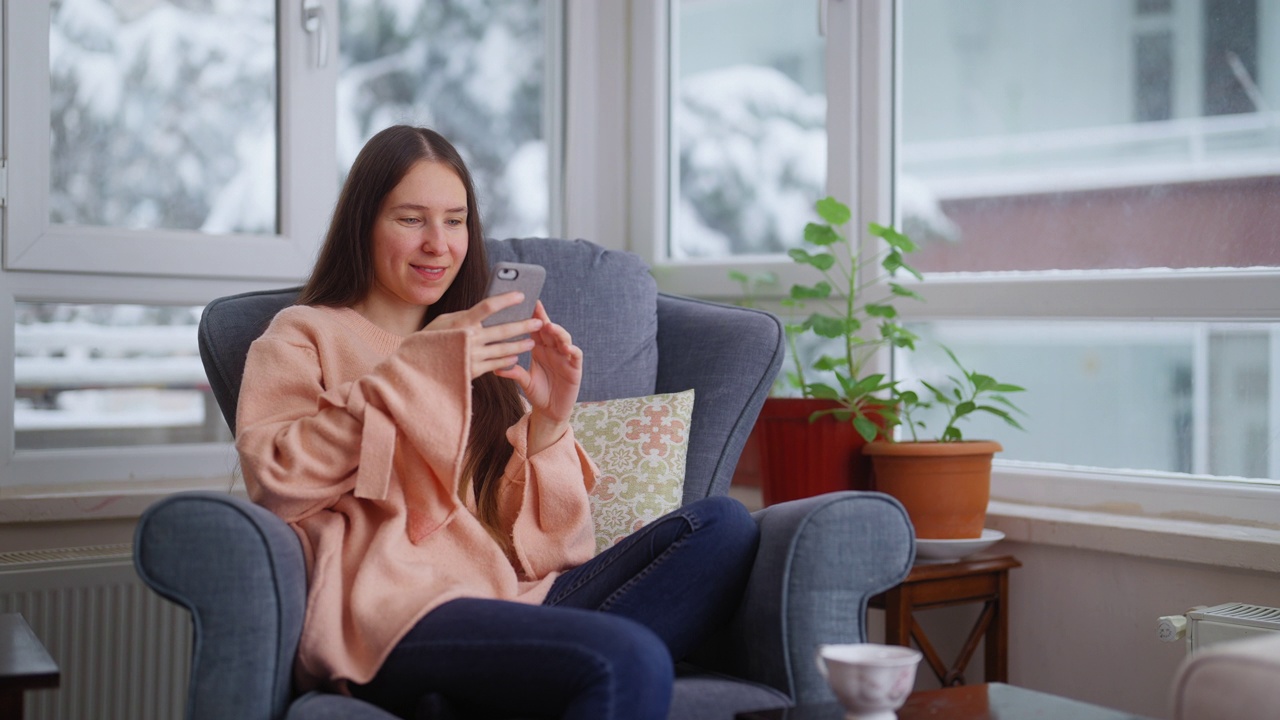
[498,268,518,280]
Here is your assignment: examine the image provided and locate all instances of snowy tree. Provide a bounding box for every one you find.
[50,0,276,234]
[675,65,826,258]
[338,0,547,238]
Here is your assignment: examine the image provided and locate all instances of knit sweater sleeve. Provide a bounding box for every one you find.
[496,416,598,579]
[235,309,472,523]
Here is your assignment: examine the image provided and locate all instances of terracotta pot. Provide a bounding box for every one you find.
[752,398,887,506]
[863,440,1001,539]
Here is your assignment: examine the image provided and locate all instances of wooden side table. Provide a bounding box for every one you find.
[869,554,1021,687]
[0,613,60,718]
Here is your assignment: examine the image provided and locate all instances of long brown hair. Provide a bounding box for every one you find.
[299,125,524,549]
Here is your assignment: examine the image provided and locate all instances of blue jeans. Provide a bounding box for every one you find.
[350,495,760,720]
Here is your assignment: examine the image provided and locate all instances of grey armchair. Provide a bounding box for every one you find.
[133,238,915,720]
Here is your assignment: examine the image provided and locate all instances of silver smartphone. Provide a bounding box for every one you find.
[481,262,546,337]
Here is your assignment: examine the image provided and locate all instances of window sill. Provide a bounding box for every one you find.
[0,478,244,524]
[988,462,1280,573]
[987,500,1280,574]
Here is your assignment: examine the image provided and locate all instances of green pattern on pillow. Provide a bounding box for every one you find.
[571,390,695,554]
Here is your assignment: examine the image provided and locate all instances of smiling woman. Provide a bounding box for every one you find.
[356,160,471,335]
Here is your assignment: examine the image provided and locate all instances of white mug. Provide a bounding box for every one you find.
[815,643,922,720]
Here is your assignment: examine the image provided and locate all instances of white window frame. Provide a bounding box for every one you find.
[1,0,336,505]
[624,0,1280,551]
[5,1,335,280]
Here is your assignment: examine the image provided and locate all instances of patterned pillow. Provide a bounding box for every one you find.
[570,390,695,554]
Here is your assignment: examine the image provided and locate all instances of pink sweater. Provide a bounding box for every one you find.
[235,305,597,692]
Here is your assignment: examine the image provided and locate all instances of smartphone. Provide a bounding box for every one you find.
[481,262,546,337]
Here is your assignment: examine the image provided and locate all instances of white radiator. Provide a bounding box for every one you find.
[1158,602,1280,652]
[0,544,191,720]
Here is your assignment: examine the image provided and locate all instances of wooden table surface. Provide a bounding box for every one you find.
[735,682,1158,719]
[0,613,60,718]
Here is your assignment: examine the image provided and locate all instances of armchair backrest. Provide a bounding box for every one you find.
[198,237,783,502]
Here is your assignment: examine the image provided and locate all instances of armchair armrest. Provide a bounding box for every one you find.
[1172,633,1280,720]
[134,491,308,720]
[696,492,915,704]
[655,293,784,503]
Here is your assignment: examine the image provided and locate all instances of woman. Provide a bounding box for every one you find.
[236,125,759,720]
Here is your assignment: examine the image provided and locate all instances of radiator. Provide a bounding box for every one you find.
[1158,602,1280,652]
[0,544,191,720]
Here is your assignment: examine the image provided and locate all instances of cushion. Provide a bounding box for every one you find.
[571,390,695,554]
[485,238,659,402]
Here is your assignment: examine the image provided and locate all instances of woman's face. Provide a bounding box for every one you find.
[359,160,470,333]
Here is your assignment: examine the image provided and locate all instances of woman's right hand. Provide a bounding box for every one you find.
[423,292,544,380]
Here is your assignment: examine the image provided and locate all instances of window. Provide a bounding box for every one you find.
[3,1,564,496]
[635,0,1280,509]
[635,0,885,298]
[8,1,326,279]
[896,0,1280,485]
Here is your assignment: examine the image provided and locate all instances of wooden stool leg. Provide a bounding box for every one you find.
[0,691,23,720]
[883,587,913,647]
[985,569,1011,682]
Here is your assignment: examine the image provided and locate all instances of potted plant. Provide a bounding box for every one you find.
[864,347,1027,538]
[740,197,924,505]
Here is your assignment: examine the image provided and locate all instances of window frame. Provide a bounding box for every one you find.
[5,1,335,281]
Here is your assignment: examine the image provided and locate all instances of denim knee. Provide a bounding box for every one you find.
[687,495,759,555]
[580,614,674,720]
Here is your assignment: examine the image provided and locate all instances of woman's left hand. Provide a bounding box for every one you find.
[494,301,582,455]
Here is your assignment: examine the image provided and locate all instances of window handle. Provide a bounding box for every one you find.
[303,0,328,68]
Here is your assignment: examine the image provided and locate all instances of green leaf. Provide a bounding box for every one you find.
[848,373,888,396]
[989,394,1025,412]
[953,400,977,418]
[920,380,952,405]
[942,345,965,371]
[993,383,1027,393]
[875,406,902,426]
[812,355,846,371]
[941,426,963,442]
[889,283,925,302]
[790,282,832,300]
[868,222,918,253]
[808,253,836,271]
[971,374,997,393]
[897,390,919,405]
[809,313,854,338]
[880,323,919,350]
[728,270,749,283]
[853,416,880,443]
[865,303,897,318]
[787,248,836,271]
[804,223,842,247]
[806,383,841,400]
[816,197,852,226]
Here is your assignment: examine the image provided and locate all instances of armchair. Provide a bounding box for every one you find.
[133,238,915,720]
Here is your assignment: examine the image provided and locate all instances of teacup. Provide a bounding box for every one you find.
[815,643,922,720]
